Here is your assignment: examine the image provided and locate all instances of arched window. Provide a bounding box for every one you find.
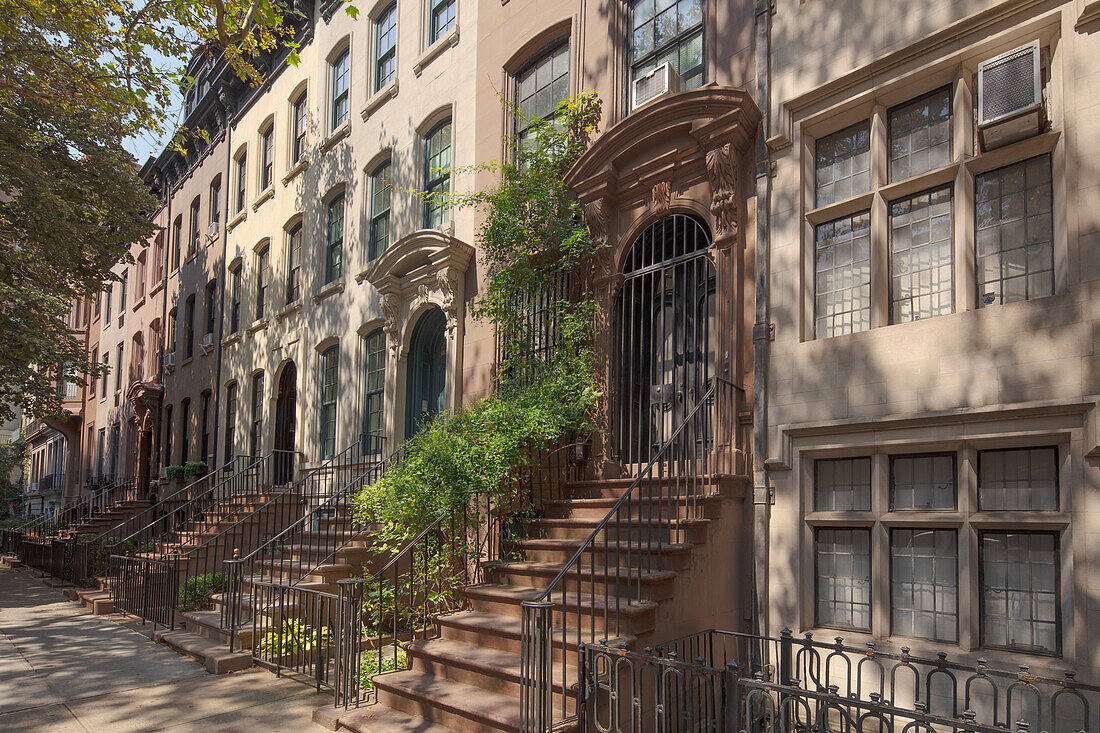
[292,92,307,164]
[629,0,703,92]
[423,119,451,228]
[287,223,302,303]
[260,123,274,190]
[515,41,569,150]
[330,48,350,131]
[319,345,339,459]
[250,372,264,457]
[361,330,385,452]
[325,194,345,283]
[224,382,237,465]
[369,162,391,260]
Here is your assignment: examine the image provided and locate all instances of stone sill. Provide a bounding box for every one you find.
[320,122,351,154]
[248,318,269,333]
[362,80,398,121]
[282,157,309,186]
[276,300,302,320]
[414,26,459,77]
[222,332,241,347]
[313,278,345,304]
[252,187,275,212]
[228,209,247,232]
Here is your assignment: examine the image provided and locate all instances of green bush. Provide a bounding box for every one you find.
[177,572,225,611]
[164,465,184,482]
[257,619,332,656]
[358,647,406,690]
[182,461,207,478]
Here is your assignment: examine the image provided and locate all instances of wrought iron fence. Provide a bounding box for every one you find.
[250,580,339,692]
[520,378,743,731]
[109,554,178,628]
[579,632,1100,733]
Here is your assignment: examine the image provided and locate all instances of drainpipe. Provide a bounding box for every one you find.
[156,173,173,482]
[213,114,232,469]
[751,0,773,641]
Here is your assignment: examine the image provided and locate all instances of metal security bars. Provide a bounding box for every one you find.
[578,629,1100,733]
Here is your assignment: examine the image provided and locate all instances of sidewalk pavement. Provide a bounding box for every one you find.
[0,566,329,731]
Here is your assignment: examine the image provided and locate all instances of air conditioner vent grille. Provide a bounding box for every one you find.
[979,41,1040,125]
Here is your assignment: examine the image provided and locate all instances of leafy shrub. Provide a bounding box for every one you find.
[164,465,184,482]
[257,619,333,656]
[182,461,207,478]
[177,572,225,611]
[358,647,406,690]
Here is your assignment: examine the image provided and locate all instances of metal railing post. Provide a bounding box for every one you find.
[724,661,740,733]
[521,599,554,733]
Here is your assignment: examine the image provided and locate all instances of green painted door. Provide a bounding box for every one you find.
[405,307,447,439]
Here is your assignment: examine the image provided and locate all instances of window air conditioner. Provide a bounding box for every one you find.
[164,352,176,371]
[977,40,1044,152]
[632,63,681,111]
[202,333,215,351]
[206,222,219,243]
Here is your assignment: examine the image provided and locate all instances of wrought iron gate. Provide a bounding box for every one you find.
[614,214,715,466]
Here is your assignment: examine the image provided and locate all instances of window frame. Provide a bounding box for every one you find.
[423,118,452,228]
[369,162,391,261]
[330,48,350,132]
[428,0,456,46]
[287,222,303,304]
[235,152,248,213]
[319,344,339,460]
[292,92,307,164]
[256,245,269,320]
[361,329,386,453]
[374,3,397,92]
[250,372,264,458]
[224,381,237,464]
[229,264,242,334]
[627,0,705,97]
[325,194,345,284]
[978,530,1061,656]
[260,124,275,191]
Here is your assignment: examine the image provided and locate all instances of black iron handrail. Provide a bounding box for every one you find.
[520,377,742,731]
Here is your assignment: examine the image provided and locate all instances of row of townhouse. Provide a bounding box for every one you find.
[43,0,1100,694]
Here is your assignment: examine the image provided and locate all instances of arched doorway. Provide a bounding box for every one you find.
[273,362,297,484]
[614,214,715,466]
[405,307,447,440]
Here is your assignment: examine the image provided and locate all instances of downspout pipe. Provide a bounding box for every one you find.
[213,113,232,469]
[752,0,772,641]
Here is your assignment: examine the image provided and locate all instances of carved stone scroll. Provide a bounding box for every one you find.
[705,143,739,237]
[651,181,671,213]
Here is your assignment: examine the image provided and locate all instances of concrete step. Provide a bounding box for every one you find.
[435,611,590,663]
[403,638,576,700]
[374,669,523,733]
[540,494,723,520]
[155,628,253,674]
[324,705,457,733]
[503,538,694,570]
[460,583,657,636]
[181,609,253,648]
[525,516,710,543]
[484,560,676,600]
[75,588,114,615]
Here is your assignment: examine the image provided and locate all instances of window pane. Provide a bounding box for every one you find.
[516,43,570,140]
[424,120,452,228]
[978,447,1058,511]
[889,185,953,323]
[331,51,349,130]
[320,347,338,459]
[891,529,957,642]
[981,532,1058,654]
[629,0,704,90]
[815,211,871,338]
[326,195,344,283]
[816,528,871,631]
[287,225,302,304]
[375,3,397,90]
[815,122,871,207]
[890,454,955,510]
[814,457,871,511]
[889,87,952,181]
[975,155,1053,307]
[430,0,455,44]
[362,331,386,453]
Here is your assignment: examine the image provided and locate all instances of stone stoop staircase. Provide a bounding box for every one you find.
[155,500,383,675]
[63,499,153,538]
[334,476,746,733]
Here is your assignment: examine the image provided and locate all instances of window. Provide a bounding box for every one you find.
[515,42,569,152]
[330,49,350,131]
[629,0,703,92]
[260,125,274,190]
[256,245,269,319]
[163,407,172,465]
[981,532,1058,654]
[319,345,338,459]
[250,373,264,457]
[184,295,195,358]
[423,119,452,228]
[815,528,871,631]
[814,457,871,511]
[90,349,97,398]
[136,253,146,301]
[325,195,345,283]
[891,453,956,510]
[100,350,109,395]
[210,176,222,226]
[180,397,191,464]
[814,211,871,338]
[361,330,385,452]
[375,4,397,91]
[429,0,455,44]
[115,343,123,392]
[889,186,953,323]
[235,153,247,212]
[200,392,211,464]
[205,280,217,336]
[119,272,127,313]
[976,155,1053,307]
[287,223,302,303]
[97,428,106,478]
[815,122,871,208]
[891,529,958,642]
[889,87,952,181]
[172,215,182,270]
[167,307,177,354]
[292,93,307,164]
[369,163,391,260]
[189,197,201,255]
[978,446,1058,511]
[105,284,112,321]
[229,265,241,334]
[224,382,237,464]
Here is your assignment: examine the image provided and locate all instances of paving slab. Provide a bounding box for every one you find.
[0,566,331,731]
